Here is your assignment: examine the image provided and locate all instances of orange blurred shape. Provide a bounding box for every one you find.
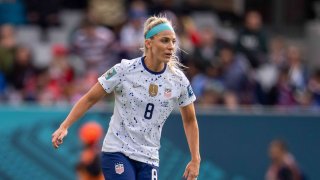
[79,121,103,145]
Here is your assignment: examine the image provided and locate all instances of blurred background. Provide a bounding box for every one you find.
[0,0,320,179]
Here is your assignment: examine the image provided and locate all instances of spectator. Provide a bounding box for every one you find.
[254,35,287,106]
[276,67,297,106]
[46,45,75,103]
[254,62,279,105]
[268,36,287,69]
[266,139,304,180]
[179,15,201,53]
[8,45,38,102]
[119,0,147,59]
[218,45,250,105]
[286,45,308,92]
[307,69,320,107]
[193,26,225,70]
[37,45,74,105]
[76,121,104,180]
[236,10,268,69]
[70,19,116,75]
[0,24,17,82]
[192,61,224,106]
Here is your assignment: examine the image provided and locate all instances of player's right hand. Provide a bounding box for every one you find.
[52,126,68,149]
[183,160,200,180]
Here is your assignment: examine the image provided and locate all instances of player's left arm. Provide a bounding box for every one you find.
[180,103,200,180]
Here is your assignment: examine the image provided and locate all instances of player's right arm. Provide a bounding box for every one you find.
[52,82,106,148]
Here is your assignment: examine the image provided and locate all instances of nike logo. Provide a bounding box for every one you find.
[133,84,142,88]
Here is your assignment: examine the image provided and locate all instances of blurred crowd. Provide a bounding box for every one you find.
[0,0,320,109]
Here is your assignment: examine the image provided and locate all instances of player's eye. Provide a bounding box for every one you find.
[161,38,176,45]
[161,38,170,43]
[172,40,176,44]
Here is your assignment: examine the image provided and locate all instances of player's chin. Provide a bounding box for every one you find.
[162,56,171,63]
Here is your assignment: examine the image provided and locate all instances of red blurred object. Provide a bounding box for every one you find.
[79,121,103,145]
[190,31,201,46]
[52,44,68,57]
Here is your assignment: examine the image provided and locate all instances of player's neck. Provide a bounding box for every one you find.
[144,56,165,72]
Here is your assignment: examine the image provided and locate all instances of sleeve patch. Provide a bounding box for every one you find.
[104,68,117,80]
[187,84,194,98]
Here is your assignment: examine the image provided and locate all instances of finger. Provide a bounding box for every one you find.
[57,135,63,142]
[188,173,197,180]
[188,175,197,180]
[52,135,57,147]
[57,133,65,143]
[52,134,59,146]
[57,131,67,147]
[183,169,189,179]
[52,136,59,148]
[54,138,62,148]
[52,131,61,148]
[52,140,58,148]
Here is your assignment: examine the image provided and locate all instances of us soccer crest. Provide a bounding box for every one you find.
[164,88,172,98]
[149,83,158,97]
[115,163,124,174]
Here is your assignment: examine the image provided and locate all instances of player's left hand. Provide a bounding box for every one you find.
[183,160,200,180]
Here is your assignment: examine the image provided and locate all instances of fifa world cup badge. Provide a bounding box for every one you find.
[149,83,158,97]
[105,68,117,80]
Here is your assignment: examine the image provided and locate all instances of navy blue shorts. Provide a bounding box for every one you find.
[101,152,158,180]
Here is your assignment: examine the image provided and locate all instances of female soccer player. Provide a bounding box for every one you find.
[52,16,200,180]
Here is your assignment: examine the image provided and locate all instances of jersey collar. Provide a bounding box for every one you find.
[141,56,167,75]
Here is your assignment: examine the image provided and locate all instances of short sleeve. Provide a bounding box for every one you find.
[98,62,125,93]
[178,74,196,107]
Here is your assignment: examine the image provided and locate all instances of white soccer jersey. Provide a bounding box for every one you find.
[98,57,196,166]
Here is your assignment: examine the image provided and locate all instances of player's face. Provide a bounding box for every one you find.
[269,144,283,162]
[149,30,176,64]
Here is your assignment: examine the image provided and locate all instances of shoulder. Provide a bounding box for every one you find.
[100,58,141,83]
[119,57,141,68]
[113,57,142,73]
[170,67,188,80]
[168,67,191,86]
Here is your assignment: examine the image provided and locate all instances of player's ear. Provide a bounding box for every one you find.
[145,39,152,49]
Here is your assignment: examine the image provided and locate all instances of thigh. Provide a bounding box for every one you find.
[101,152,136,180]
[136,162,159,180]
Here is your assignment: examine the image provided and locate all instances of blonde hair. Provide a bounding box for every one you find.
[142,15,185,72]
